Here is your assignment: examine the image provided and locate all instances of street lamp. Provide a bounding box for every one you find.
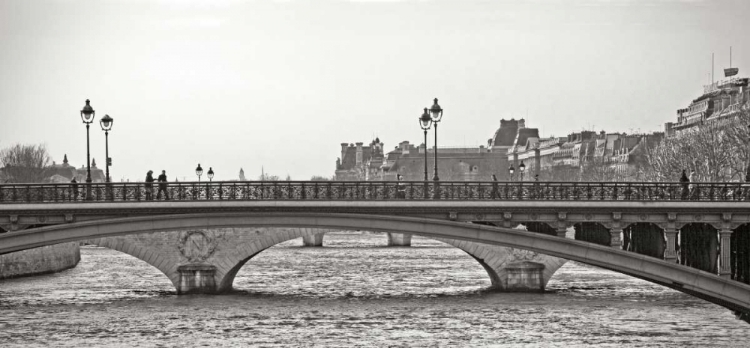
[419,108,433,181]
[195,164,203,182]
[519,161,526,182]
[80,99,95,183]
[429,98,443,181]
[207,167,214,182]
[99,114,113,182]
[509,164,515,181]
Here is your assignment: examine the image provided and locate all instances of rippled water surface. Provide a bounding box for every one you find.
[1,232,748,347]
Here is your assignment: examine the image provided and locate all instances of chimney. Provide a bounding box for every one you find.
[518,118,526,129]
[401,141,410,154]
[340,143,348,163]
[355,142,364,165]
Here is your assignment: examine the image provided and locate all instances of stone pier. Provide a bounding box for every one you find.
[387,233,412,246]
[177,264,217,294]
[301,233,325,247]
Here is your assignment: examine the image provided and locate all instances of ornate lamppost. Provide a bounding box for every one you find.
[419,108,433,181]
[196,164,203,182]
[208,167,215,182]
[80,99,95,183]
[429,98,443,181]
[519,161,526,182]
[509,164,515,181]
[99,114,113,182]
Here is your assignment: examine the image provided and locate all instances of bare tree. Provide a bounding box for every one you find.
[0,144,52,183]
[643,106,750,182]
[310,175,331,181]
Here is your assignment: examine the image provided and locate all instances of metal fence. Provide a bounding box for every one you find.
[0,181,747,203]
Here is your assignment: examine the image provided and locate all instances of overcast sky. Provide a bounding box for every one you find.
[1,0,748,182]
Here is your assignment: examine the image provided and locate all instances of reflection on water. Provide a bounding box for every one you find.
[0,232,747,347]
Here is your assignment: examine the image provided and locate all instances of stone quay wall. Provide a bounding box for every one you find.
[0,243,81,279]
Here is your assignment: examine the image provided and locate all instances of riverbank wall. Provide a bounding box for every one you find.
[0,243,81,279]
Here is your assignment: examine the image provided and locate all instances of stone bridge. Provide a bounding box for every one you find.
[1,181,750,323]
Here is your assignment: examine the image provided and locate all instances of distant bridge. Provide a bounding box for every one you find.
[1,180,749,323]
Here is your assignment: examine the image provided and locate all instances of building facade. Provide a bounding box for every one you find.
[665,76,749,137]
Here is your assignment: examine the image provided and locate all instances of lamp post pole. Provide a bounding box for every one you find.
[419,108,433,182]
[509,165,515,182]
[429,98,443,181]
[208,167,214,182]
[196,164,203,182]
[520,161,526,182]
[80,100,95,184]
[100,114,113,183]
[104,131,109,182]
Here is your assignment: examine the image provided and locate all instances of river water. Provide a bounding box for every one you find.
[0,232,748,347]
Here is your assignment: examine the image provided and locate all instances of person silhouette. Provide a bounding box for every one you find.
[145,170,155,200]
[490,174,500,199]
[157,170,169,200]
[396,174,406,199]
[679,169,689,200]
[70,177,79,201]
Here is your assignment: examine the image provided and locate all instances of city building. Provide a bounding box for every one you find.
[45,155,105,183]
[665,76,749,137]
[334,115,665,182]
[335,138,385,181]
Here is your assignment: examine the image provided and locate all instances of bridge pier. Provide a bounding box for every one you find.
[387,233,412,246]
[302,233,325,247]
[719,229,733,279]
[664,228,679,263]
[177,264,217,294]
[610,229,623,249]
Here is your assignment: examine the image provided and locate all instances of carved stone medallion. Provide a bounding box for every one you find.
[510,248,540,262]
[178,230,217,263]
[584,214,593,221]
[530,213,538,221]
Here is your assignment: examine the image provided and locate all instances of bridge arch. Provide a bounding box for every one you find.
[81,227,568,295]
[1,212,749,317]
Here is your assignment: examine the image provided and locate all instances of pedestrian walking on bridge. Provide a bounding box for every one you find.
[145,170,155,200]
[490,174,500,199]
[157,170,169,200]
[679,169,689,200]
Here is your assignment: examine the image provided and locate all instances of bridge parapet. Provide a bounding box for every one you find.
[1,181,749,203]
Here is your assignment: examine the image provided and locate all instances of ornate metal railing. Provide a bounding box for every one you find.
[0,181,748,204]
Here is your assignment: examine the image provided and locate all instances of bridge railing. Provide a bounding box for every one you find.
[0,181,747,203]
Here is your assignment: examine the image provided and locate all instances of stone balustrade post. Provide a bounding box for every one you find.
[719,229,733,278]
[664,228,679,263]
